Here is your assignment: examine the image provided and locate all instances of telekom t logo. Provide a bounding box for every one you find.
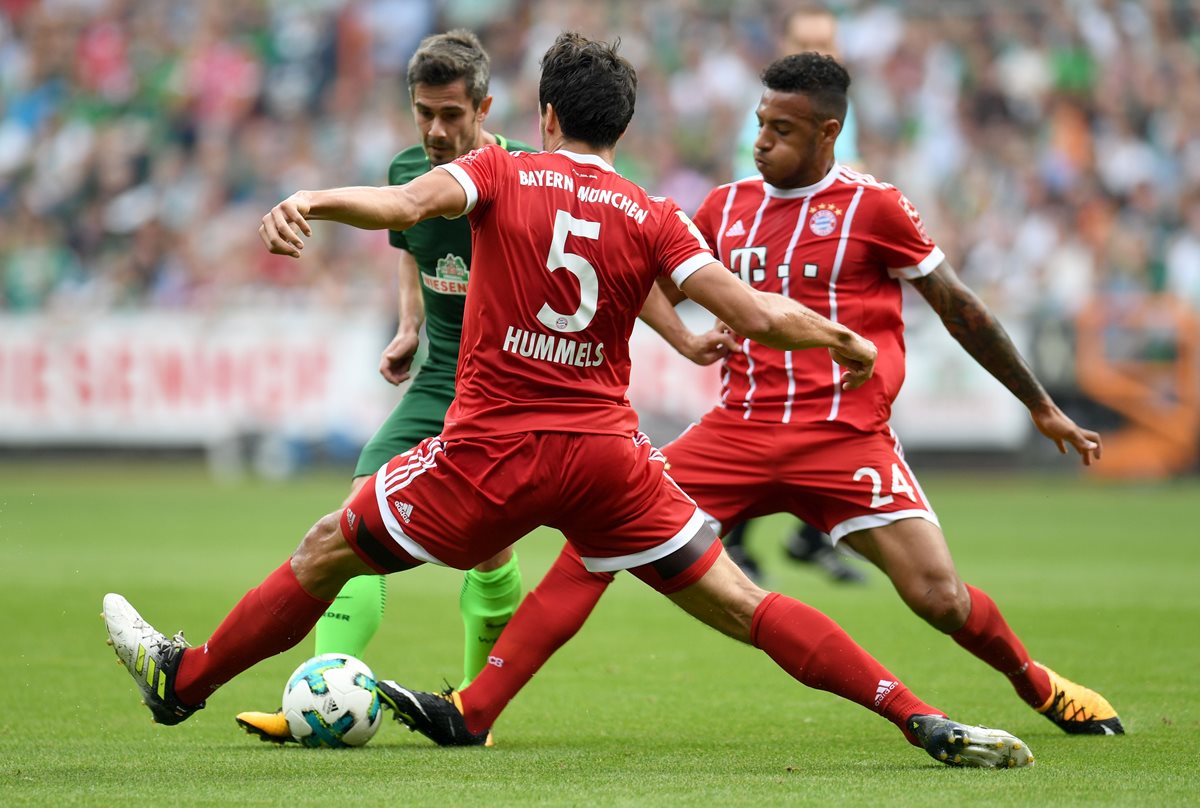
[729,246,767,284]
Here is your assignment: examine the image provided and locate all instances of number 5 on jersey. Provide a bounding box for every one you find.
[539,210,599,333]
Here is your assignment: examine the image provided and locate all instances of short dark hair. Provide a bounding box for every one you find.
[538,32,637,149]
[406,29,490,107]
[761,52,849,124]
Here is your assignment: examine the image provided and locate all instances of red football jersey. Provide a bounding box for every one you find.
[439,146,715,439]
[691,164,945,432]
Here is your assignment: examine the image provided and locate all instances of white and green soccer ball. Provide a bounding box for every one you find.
[282,653,382,748]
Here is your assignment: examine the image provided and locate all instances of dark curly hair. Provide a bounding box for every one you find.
[539,32,637,149]
[761,52,849,124]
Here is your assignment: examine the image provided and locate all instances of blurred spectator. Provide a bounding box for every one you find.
[0,0,1196,326]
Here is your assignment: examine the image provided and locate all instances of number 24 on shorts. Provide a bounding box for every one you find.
[854,464,917,508]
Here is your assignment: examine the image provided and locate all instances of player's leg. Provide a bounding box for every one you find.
[315,385,524,687]
[458,544,522,688]
[643,529,1032,768]
[366,387,524,688]
[454,544,613,733]
[236,475,389,742]
[311,476,388,658]
[371,432,1028,765]
[104,506,391,725]
[353,542,523,746]
[307,389,449,661]
[233,478,395,743]
[379,537,614,749]
[650,534,933,732]
[584,431,1029,767]
[108,435,532,730]
[840,516,1123,735]
[377,542,613,746]
[375,545,524,740]
[360,433,552,745]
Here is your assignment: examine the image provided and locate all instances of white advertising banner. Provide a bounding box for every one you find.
[1,307,1029,450]
[0,311,395,445]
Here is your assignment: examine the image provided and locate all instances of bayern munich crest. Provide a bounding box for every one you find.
[809,203,842,237]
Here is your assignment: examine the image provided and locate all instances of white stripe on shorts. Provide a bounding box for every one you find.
[580,509,707,573]
[373,448,448,567]
[827,509,941,545]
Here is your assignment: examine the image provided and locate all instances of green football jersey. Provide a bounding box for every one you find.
[387,135,534,388]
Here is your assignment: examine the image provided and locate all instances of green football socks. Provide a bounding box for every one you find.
[459,553,523,688]
[314,574,386,659]
[310,557,520,687]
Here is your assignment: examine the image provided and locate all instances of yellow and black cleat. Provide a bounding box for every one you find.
[1035,663,1124,735]
[236,710,297,744]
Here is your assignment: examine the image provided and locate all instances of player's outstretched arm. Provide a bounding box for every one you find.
[259,170,468,258]
[680,262,876,389]
[908,261,1102,465]
[638,278,740,366]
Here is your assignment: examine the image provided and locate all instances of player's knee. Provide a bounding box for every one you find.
[291,511,353,595]
[907,577,969,631]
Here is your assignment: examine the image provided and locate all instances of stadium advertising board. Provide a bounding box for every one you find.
[0,308,1028,451]
[0,311,393,446]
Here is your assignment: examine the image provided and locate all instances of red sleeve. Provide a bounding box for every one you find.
[439,144,510,218]
[864,186,944,280]
[654,199,716,287]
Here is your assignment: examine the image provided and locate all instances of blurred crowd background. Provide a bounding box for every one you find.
[2,0,1198,472]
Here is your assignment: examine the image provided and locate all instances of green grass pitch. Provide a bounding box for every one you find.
[1,460,1198,806]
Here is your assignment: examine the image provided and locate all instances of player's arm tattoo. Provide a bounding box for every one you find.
[908,262,1051,410]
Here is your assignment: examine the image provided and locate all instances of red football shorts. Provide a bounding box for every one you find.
[340,431,716,591]
[661,409,939,543]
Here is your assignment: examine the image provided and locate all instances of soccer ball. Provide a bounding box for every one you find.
[282,653,383,748]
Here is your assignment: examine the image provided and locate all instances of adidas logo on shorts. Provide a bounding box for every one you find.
[393,500,414,523]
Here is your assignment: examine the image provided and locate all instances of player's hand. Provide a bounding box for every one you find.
[830,334,876,390]
[678,325,741,366]
[259,192,313,258]
[1030,403,1102,466]
[379,331,420,385]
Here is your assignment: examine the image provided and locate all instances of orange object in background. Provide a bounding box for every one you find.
[1076,295,1200,479]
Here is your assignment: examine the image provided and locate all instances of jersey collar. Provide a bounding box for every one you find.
[763,162,841,198]
[554,149,616,173]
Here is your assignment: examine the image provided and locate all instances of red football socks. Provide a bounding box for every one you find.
[174,560,331,706]
[751,592,940,745]
[951,584,1050,707]
[459,545,613,734]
